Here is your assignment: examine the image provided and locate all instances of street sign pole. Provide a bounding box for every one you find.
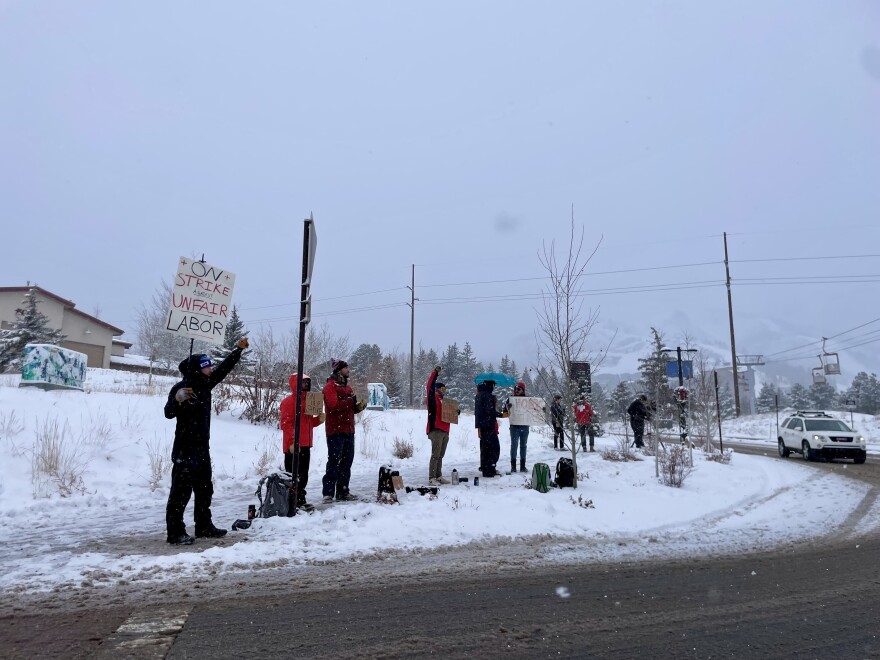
[291,214,317,516]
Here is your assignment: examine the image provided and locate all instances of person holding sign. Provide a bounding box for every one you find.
[164,337,249,545]
[503,381,531,473]
[321,359,367,503]
[280,373,325,511]
[425,366,459,486]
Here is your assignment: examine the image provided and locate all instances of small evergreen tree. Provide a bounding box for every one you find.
[211,305,247,361]
[378,354,404,407]
[638,328,674,411]
[0,289,67,372]
[756,382,783,414]
[609,381,633,423]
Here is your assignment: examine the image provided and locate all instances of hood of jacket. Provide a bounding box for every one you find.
[289,373,311,392]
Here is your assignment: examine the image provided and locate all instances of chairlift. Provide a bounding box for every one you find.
[821,338,841,375]
[812,360,827,385]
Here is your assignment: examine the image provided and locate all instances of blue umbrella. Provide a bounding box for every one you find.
[473,372,517,387]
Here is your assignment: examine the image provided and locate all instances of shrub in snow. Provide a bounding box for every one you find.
[657,444,693,488]
[568,495,594,509]
[704,449,733,465]
[145,437,171,491]
[0,409,24,441]
[391,436,414,459]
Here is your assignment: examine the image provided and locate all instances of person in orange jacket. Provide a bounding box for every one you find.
[280,373,325,509]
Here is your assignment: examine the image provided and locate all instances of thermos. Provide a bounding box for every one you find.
[451,469,459,485]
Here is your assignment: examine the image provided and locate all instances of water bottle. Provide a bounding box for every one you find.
[451,469,459,485]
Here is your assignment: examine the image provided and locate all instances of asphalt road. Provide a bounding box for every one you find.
[2,447,878,659]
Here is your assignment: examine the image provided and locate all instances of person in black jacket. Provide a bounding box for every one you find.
[627,394,652,449]
[550,394,565,450]
[475,380,506,477]
[164,337,248,545]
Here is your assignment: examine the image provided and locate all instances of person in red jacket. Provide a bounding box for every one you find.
[280,373,325,510]
[321,359,366,503]
[574,398,596,452]
[425,366,455,485]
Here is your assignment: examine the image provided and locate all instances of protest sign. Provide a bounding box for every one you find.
[440,398,460,425]
[508,396,546,426]
[164,257,236,345]
[304,392,324,416]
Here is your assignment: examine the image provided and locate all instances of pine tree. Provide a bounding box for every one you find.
[499,355,512,376]
[520,367,534,395]
[844,372,880,415]
[808,381,838,410]
[378,355,404,407]
[787,383,811,410]
[756,382,782,414]
[211,305,247,361]
[591,382,607,419]
[609,381,633,422]
[0,289,67,372]
[637,328,674,410]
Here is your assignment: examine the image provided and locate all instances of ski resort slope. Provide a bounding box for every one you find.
[0,369,878,599]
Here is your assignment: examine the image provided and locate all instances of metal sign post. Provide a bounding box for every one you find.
[291,215,318,516]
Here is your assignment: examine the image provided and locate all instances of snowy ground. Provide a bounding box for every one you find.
[1,369,878,601]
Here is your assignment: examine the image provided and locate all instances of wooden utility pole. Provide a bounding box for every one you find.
[723,232,741,417]
[407,264,416,407]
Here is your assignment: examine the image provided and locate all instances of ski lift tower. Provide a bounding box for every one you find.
[736,354,764,415]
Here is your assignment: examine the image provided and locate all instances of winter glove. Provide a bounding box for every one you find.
[175,387,194,402]
[317,412,326,425]
[354,400,367,414]
[237,337,249,349]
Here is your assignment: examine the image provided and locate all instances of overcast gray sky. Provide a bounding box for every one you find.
[2,1,879,378]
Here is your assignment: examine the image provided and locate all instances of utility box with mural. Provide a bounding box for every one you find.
[19,344,87,391]
[367,383,390,411]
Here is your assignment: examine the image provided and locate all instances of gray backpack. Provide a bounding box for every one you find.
[255,471,293,518]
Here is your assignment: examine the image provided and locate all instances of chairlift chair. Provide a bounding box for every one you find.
[812,365,826,385]
[821,338,841,375]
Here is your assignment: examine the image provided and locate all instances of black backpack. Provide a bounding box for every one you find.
[377,465,399,496]
[555,457,575,488]
[255,471,294,518]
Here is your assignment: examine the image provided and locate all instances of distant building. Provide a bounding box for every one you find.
[0,286,125,369]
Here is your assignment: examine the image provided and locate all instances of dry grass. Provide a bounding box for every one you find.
[704,449,734,465]
[31,417,88,497]
[252,434,277,476]
[145,436,172,491]
[0,409,24,440]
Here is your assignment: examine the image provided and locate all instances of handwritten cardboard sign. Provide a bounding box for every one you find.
[440,398,460,425]
[164,257,236,345]
[305,391,324,416]
[507,396,546,426]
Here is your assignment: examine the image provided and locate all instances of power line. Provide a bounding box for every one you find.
[731,253,880,264]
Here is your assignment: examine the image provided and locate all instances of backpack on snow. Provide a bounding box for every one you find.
[555,457,575,488]
[255,471,294,518]
[530,463,550,493]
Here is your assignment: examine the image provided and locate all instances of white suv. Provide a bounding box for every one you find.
[777,411,867,464]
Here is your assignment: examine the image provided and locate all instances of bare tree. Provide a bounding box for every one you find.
[535,209,613,487]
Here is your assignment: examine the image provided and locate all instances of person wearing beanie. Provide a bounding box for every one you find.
[502,381,531,473]
[163,337,249,545]
[321,358,366,502]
